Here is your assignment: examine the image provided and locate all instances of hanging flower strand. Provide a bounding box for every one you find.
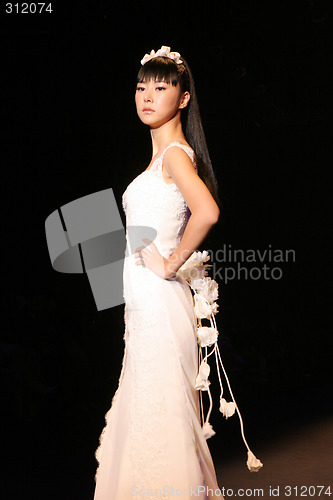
[177,251,264,472]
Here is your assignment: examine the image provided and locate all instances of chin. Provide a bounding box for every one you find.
[139,115,163,128]
[139,115,155,124]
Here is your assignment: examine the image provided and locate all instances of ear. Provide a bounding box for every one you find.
[178,91,190,110]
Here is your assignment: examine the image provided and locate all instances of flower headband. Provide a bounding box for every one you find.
[141,45,183,66]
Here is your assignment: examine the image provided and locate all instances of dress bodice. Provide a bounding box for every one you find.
[122,141,197,261]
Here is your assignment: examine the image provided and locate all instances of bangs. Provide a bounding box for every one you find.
[137,57,179,86]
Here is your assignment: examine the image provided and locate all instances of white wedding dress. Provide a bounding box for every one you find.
[93,142,224,499]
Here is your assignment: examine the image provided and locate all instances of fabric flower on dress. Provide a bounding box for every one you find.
[193,277,219,303]
[194,294,217,319]
[247,450,264,472]
[197,326,218,348]
[219,397,236,419]
[202,421,216,439]
[179,250,210,269]
[189,276,207,290]
[210,301,219,315]
[201,278,219,303]
[195,359,211,391]
[177,251,210,283]
[188,267,208,284]
[141,45,183,66]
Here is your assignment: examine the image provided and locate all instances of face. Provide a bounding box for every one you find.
[135,79,188,128]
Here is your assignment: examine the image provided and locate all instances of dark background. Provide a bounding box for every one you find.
[1,1,332,498]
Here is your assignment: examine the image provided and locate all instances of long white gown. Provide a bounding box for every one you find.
[93,142,224,499]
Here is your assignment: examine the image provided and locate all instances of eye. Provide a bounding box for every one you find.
[136,86,145,91]
[156,86,166,91]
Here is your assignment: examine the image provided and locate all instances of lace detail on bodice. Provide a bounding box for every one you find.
[122,142,197,257]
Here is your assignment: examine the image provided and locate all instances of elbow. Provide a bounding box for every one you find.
[209,207,220,225]
[191,206,220,225]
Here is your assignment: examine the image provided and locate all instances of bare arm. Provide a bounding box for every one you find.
[163,146,220,278]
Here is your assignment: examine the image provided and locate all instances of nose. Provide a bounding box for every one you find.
[144,90,153,103]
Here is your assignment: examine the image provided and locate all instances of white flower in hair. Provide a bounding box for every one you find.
[141,45,183,65]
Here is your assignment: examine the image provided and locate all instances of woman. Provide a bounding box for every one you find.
[93,45,223,499]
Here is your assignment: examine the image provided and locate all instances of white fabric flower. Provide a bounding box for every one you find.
[195,359,210,391]
[210,301,219,315]
[197,277,219,303]
[202,421,216,439]
[247,450,264,472]
[141,49,156,65]
[141,45,183,65]
[180,250,210,269]
[185,250,210,266]
[193,250,210,263]
[189,276,206,290]
[190,276,206,292]
[179,265,207,283]
[178,252,210,281]
[197,326,218,347]
[219,398,236,419]
[194,294,216,319]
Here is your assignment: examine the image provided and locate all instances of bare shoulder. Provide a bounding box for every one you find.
[163,144,197,174]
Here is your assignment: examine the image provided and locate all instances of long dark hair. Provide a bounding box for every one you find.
[137,56,221,209]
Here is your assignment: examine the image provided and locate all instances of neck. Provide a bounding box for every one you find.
[150,112,186,157]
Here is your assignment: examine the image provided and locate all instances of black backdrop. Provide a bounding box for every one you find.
[2,1,332,498]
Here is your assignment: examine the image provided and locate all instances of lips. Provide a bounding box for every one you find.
[143,108,154,112]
